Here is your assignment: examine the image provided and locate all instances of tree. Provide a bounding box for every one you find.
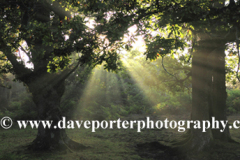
[87,0,240,152]
[0,0,128,150]
[1,0,239,153]
[129,0,239,151]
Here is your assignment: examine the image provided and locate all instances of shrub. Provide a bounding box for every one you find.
[226,89,240,114]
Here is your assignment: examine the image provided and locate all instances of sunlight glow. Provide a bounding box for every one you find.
[121,58,159,105]
[17,41,34,69]
[74,66,123,119]
[124,25,146,53]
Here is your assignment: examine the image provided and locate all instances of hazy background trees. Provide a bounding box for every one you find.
[1,48,240,121]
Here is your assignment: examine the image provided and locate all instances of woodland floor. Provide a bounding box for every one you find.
[0,114,240,160]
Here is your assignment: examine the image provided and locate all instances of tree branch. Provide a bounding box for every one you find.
[161,56,191,83]
[55,60,83,85]
[1,44,32,81]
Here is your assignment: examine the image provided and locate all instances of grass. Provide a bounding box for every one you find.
[0,122,170,160]
[1,114,240,160]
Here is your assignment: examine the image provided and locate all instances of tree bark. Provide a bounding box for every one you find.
[184,40,213,151]
[208,44,230,141]
[28,79,86,151]
[181,39,231,152]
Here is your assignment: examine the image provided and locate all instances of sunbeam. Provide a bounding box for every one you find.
[74,65,126,120]
[121,58,160,106]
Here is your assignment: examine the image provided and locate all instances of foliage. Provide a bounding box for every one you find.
[1,116,240,160]
[0,47,194,120]
[0,0,134,80]
[1,0,239,117]
[1,48,240,122]
[0,93,36,120]
[59,49,192,119]
[226,89,240,114]
[153,92,191,115]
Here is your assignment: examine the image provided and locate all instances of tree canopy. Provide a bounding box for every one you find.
[1,0,240,153]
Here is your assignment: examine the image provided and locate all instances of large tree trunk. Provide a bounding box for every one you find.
[208,43,230,141]
[180,39,230,152]
[184,40,213,151]
[28,80,86,151]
